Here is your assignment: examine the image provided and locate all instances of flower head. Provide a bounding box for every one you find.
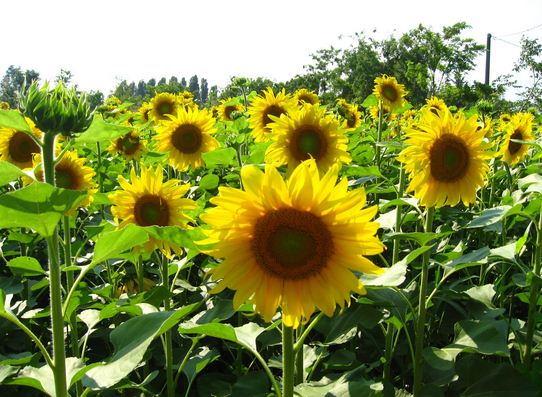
[248,88,297,142]
[373,75,407,110]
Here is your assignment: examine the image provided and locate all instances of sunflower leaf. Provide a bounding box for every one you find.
[91,224,149,265]
[0,160,26,186]
[0,182,85,237]
[74,116,131,145]
[0,109,32,133]
[466,206,512,229]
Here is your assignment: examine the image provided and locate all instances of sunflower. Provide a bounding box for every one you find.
[29,151,97,212]
[200,159,384,328]
[294,89,320,106]
[398,108,493,208]
[248,87,297,142]
[369,104,396,123]
[137,101,153,123]
[0,101,10,110]
[108,128,146,161]
[336,98,362,130]
[218,98,244,121]
[0,117,42,169]
[265,104,351,174]
[424,96,448,114]
[109,166,197,257]
[500,112,535,165]
[149,92,180,122]
[373,74,407,110]
[154,107,219,171]
[177,91,197,111]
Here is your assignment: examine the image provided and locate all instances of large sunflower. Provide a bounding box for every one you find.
[109,166,197,257]
[500,112,535,165]
[200,160,384,328]
[398,108,493,208]
[108,128,146,161]
[149,92,180,122]
[265,104,351,174]
[155,107,219,171]
[0,118,42,169]
[248,88,297,142]
[373,74,407,110]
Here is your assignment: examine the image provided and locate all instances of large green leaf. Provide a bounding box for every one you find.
[74,117,131,145]
[441,247,490,277]
[82,304,198,390]
[182,347,221,395]
[7,256,45,277]
[179,321,265,351]
[91,224,149,265]
[0,161,26,186]
[361,261,407,287]
[0,182,85,237]
[202,147,237,167]
[466,206,511,229]
[447,319,508,356]
[0,109,32,133]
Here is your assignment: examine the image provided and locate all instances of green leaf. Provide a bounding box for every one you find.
[82,304,198,390]
[295,366,384,396]
[466,206,511,229]
[7,256,45,276]
[0,109,32,133]
[74,117,131,145]
[0,182,85,237]
[447,319,508,356]
[202,147,237,167]
[91,224,149,265]
[0,161,26,186]
[360,261,407,287]
[182,347,220,394]
[198,174,220,190]
[0,365,17,383]
[361,94,379,108]
[441,246,489,276]
[490,242,517,261]
[319,303,383,345]
[518,173,542,194]
[231,370,270,397]
[384,231,451,246]
[463,284,496,308]
[179,321,265,352]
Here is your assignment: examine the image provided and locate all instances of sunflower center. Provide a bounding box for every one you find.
[8,131,40,164]
[224,105,236,120]
[55,165,79,190]
[134,195,170,226]
[158,101,174,116]
[252,208,333,280]
[171,124,203,154]
[429,134,470,182]
[289,125,328,161]
[117,135,140,155]
[263,105,285,130]
[382,84,398,102]
[508,131,523,155]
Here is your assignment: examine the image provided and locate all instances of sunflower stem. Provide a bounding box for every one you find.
[375,100,384,171]
[42,132,69,397]
[136,255,144,297]
[160,254,175,397]
[392,163,406,264]
[294,325,304,385]
[504,162,514,193]
[413,206,435,397]
[62,215,83,397]
[523,202,542,368]
[383,321,395,386]
[96,142,105,220]
[282,324,295,397]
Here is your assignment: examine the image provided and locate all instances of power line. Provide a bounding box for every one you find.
[492,35,522,49]
[498,23,542,38]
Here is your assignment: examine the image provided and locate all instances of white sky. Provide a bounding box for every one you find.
[2,0,541,97]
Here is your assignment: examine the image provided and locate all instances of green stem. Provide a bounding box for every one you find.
[523,203,542,368]
[63,215,83,396]
[161,255,174,397]
[392,164,406,264]
[43,132,68,397]
[174,336,202,388]
[504,162,514,193]
[136,256,144,296]
[375,100,384,170]
[282,324,295,397]
[96,142,105,220]
[412,206,435,397]
[293,312,324,353]
[294,325,304,385]
[383,322,395,385]
[488,160,498,207]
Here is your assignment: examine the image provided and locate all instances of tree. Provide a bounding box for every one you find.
[188,75,200,102]
[137,80,147,98]
[181,77,187,89]
[514,36,542,110]
[87,90,104,110]
[158,77,166,85]
[0,65,40,107]
[55,69,73,85]
[200,78,209,104]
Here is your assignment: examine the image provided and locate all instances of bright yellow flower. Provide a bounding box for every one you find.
[0,102,10,110]
[218,98,245,121]
[200,160,384,328]
[398,108,493,208]
[149,92,180,122]
[294,89,320,106]
[109,166,197,257]
[108,128,146,161]
[500,112,535,165]
[265,104,351,174]
[155,107,219,171]
[336,98,362,130]
[247,87,297,142]
[373,75,407,110]
[137,101,153,123]
[424,96,448,114]
[0,117,42,169]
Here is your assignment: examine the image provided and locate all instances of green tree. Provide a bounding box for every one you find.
[514,36,542,109]
[200,78,209,104]
[0,65,40,107]
[188,75,200,102]
[55,69,73,85]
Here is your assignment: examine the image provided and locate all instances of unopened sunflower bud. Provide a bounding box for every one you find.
[19,81,94,137]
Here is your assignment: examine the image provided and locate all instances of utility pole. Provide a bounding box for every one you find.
[485,33,492,85]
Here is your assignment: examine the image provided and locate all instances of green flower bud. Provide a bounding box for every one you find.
[19,81,94,137]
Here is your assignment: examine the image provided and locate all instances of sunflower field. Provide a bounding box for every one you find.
[0,73,541,397]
